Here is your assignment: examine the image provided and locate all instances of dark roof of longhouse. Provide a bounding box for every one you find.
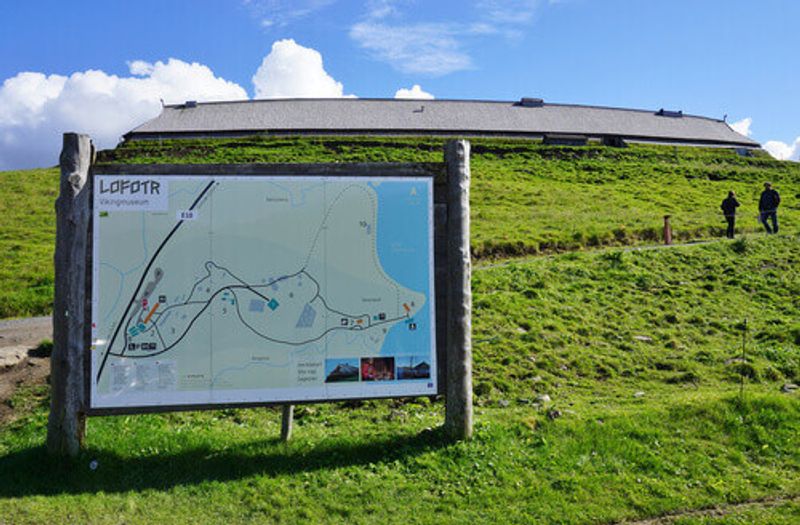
[125,98,759,148]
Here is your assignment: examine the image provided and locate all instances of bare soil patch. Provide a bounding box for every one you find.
[0,316,52,348]
[0,316,52,424]
[619,494,800,524]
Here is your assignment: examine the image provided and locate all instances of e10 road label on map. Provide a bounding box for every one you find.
[91,175,436,409]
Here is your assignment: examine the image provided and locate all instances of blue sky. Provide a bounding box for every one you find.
[1,0,799,169]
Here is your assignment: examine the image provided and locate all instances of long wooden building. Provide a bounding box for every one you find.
[125,97,758,149]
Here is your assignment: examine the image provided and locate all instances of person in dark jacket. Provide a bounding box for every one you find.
[720,191,740,239]
[759,182,781,234]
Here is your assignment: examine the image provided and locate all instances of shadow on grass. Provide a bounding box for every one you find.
[0,427,449,498]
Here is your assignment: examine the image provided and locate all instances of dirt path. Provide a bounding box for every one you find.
[0,315,52,348]
[617,494,800,524]
[475,239,722,272]
[0,316,52,424]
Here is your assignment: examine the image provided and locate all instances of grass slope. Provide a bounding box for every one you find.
[0,168,58,318]
[472,236,800,402]
[1,138,798,523]
[1,137,799,317]
[1,237,799,524]
[0,392,798,524]
[101,136,800,255]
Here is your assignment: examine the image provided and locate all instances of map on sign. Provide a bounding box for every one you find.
[91,174,435,409]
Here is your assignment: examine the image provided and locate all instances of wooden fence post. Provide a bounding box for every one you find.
[280,404,294,442]
[47,133,93,457]
[443,140,473,441]
[663,215,673,245]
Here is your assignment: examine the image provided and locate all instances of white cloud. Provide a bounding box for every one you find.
[394,84,434,99]
[350,0,563,75]
[729,117,799,162]
[364,0,402,19]
[475,0,542,24]
[243,0,336,28]
[730,117,752,137]
[128,60,155,76]
[0,41,356,170]
[252,39,351,98]
[350,21,473,75]
[763,138,800,161]
[0,72,66,128]
[0,39,360,170]
[0,59,247,170]
[472,0,565,39]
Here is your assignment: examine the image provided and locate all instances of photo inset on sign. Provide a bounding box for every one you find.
[324,358,360,383]
[360,357,395,381]
[396,356,431,380]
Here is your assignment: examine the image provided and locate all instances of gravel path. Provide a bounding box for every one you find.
[0,316,52,424]
[0,315,52,349]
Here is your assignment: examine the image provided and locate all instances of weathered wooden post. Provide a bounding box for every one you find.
[48,133,93,456]
[280,404,294,441]
[444,140,473,440]
[663,215,673,245]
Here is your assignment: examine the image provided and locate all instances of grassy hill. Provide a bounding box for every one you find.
[0,137,799,523]
[3,136,800,318]
[102,136,800,256]
[1,236,799,524]
[0,168,58,318]
[473,236,800,401]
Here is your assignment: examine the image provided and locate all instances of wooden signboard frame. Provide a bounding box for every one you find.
[47,133,472,456]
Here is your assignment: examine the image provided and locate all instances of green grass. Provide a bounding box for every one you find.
[1,137,799,523]
[0,167,58,318]
[1,237,799,524]
[472,236,800,402]
[2,137,800,317]
[101,136,800,256]
[1,389,798,524]
[670,500,800,524]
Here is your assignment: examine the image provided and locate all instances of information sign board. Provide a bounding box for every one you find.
[91,174,436,409]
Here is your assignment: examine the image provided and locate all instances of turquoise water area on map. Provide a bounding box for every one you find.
[369,180,433,373]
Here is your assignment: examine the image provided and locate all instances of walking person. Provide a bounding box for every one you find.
[720,190,740,239]
[759,182,781,234]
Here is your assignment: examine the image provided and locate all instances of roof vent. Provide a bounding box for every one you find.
[184,100,198,108]
[519,97,544,108]
[656,108,682,118]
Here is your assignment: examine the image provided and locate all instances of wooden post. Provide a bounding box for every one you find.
[48,133,93,457]
[443,140,473,440]
[739,319,748,400]
[663,215,673,245]
[280,404,294,441]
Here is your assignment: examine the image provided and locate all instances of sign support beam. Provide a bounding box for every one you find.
[280,405,294,441]
[48,133,93,457]
[444,140,473,441]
